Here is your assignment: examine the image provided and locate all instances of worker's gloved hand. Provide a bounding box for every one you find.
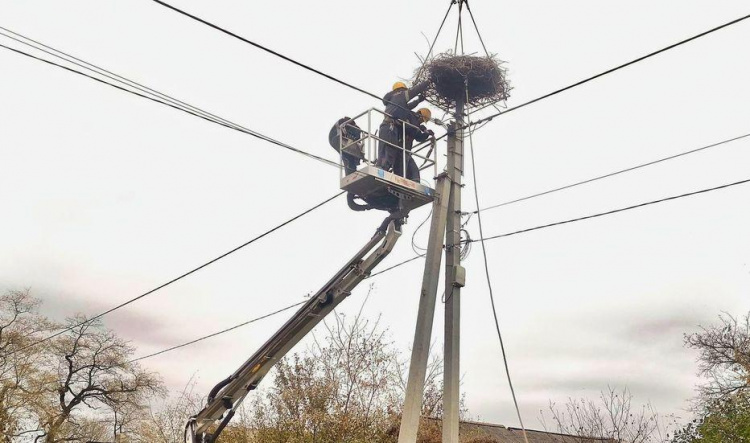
[426,129,435,136]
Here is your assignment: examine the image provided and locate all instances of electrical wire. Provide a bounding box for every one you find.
[411,209,433,255]
[14,192,344,355]
[463,0,506,117]
[128,300,307,363]
[365,176,750,279]
[151,0,383,102]
[0,25,333,170]
[468,11,750,128]
[414,0,456,81]
[468,178,750,244]
[464,83,530,443]
[150,0,435,119]
[472,132,750,214]
[0,26,247,134]
[0,36,339,169]
[453,0,465,55]
[459,229,472,260]
[465,1,491,63]
[367,255,425,279]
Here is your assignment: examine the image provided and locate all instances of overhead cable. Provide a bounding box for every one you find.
[367,255,425,279]
[473,132,750,214]
[128,300,306,363]
[372,177,750,277]
[0,35,338,169]
[464,84,530,443]
[151,0,384,102]
[15,192,344,355]
[468,178,750,244]
[414,1,456,81]
[464,2,492,64]
[469,12,750,128]
[0,26,247,134]
[150,0,433,118]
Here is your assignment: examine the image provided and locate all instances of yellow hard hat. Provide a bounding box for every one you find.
[392,81,407,91]
[418,108,432,122]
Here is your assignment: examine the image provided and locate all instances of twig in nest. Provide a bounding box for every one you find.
[414,52,511,111]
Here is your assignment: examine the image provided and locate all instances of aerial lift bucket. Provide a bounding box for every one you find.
[335,108,437,213]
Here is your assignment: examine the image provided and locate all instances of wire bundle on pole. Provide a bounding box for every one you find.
[0,27,339,169]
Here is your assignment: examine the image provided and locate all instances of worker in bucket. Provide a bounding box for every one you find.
[327,117,363,175]
[376,80,430,173]
[327,117,375,212]
[394,107,434,182]
[374,106,435,232]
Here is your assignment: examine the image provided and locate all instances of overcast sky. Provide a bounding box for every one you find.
[1,0,749,431]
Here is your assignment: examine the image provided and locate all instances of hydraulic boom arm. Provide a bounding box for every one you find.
[185,222,401,443]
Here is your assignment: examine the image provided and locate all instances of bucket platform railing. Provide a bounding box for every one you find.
[336,108,438,212]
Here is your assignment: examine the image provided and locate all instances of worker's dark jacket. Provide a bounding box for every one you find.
[391,111,431,182]
[328,118,362,148]
[328,117,363,175]
[404,112,430,151]
[376,81,430,172]
[382,81,430,122]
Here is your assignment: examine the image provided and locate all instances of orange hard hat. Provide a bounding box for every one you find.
[417,108,432,122]
[392,81,407,91]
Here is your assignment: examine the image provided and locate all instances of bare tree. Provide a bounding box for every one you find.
[685,312,750,404]
[249,304,403,442]
[135,377,203,443]
[37,315,164,442]
[670,311,750,442]
[393,345,446,419]
[541,387,674,443]
[0,289,56,442]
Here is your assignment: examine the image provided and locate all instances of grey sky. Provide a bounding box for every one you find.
[1,0,749,430]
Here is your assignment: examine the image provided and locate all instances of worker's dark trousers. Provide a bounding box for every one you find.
[376,123,401,172]
[393,155,420,182]
[341,154,359,176]
[376,122,420,182]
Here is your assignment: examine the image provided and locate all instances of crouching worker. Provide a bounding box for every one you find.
[328,117,364,175]
[376,80,429,173]
[329,117,383,212]
[328,117,373,212]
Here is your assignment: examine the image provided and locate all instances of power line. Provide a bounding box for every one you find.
[464,85,530,443]
[150,0,432,120]
[469,178,750,244]
[465,1,491,62]
[0,36,339,169]
[371,177,750,277]
[473,132,750,214]
[453,0,465,55]
[0,26,248,134]
[128,300,306,363]
[469,12,750,128]
[367,254,425,278]
[15,192,344,354]
[107,179,750,372]
[414,1,456,81]
[151,0,384,102]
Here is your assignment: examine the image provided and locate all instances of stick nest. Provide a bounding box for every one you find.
[414,53,511,110]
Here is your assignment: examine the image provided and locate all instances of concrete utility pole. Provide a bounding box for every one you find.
[397,173,450,443]
[443,99,465,443]
[398,99,465,443]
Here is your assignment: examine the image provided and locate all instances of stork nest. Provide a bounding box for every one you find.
[414,53,511,110]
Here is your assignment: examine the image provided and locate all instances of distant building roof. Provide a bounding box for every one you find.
[423,417,618,443]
